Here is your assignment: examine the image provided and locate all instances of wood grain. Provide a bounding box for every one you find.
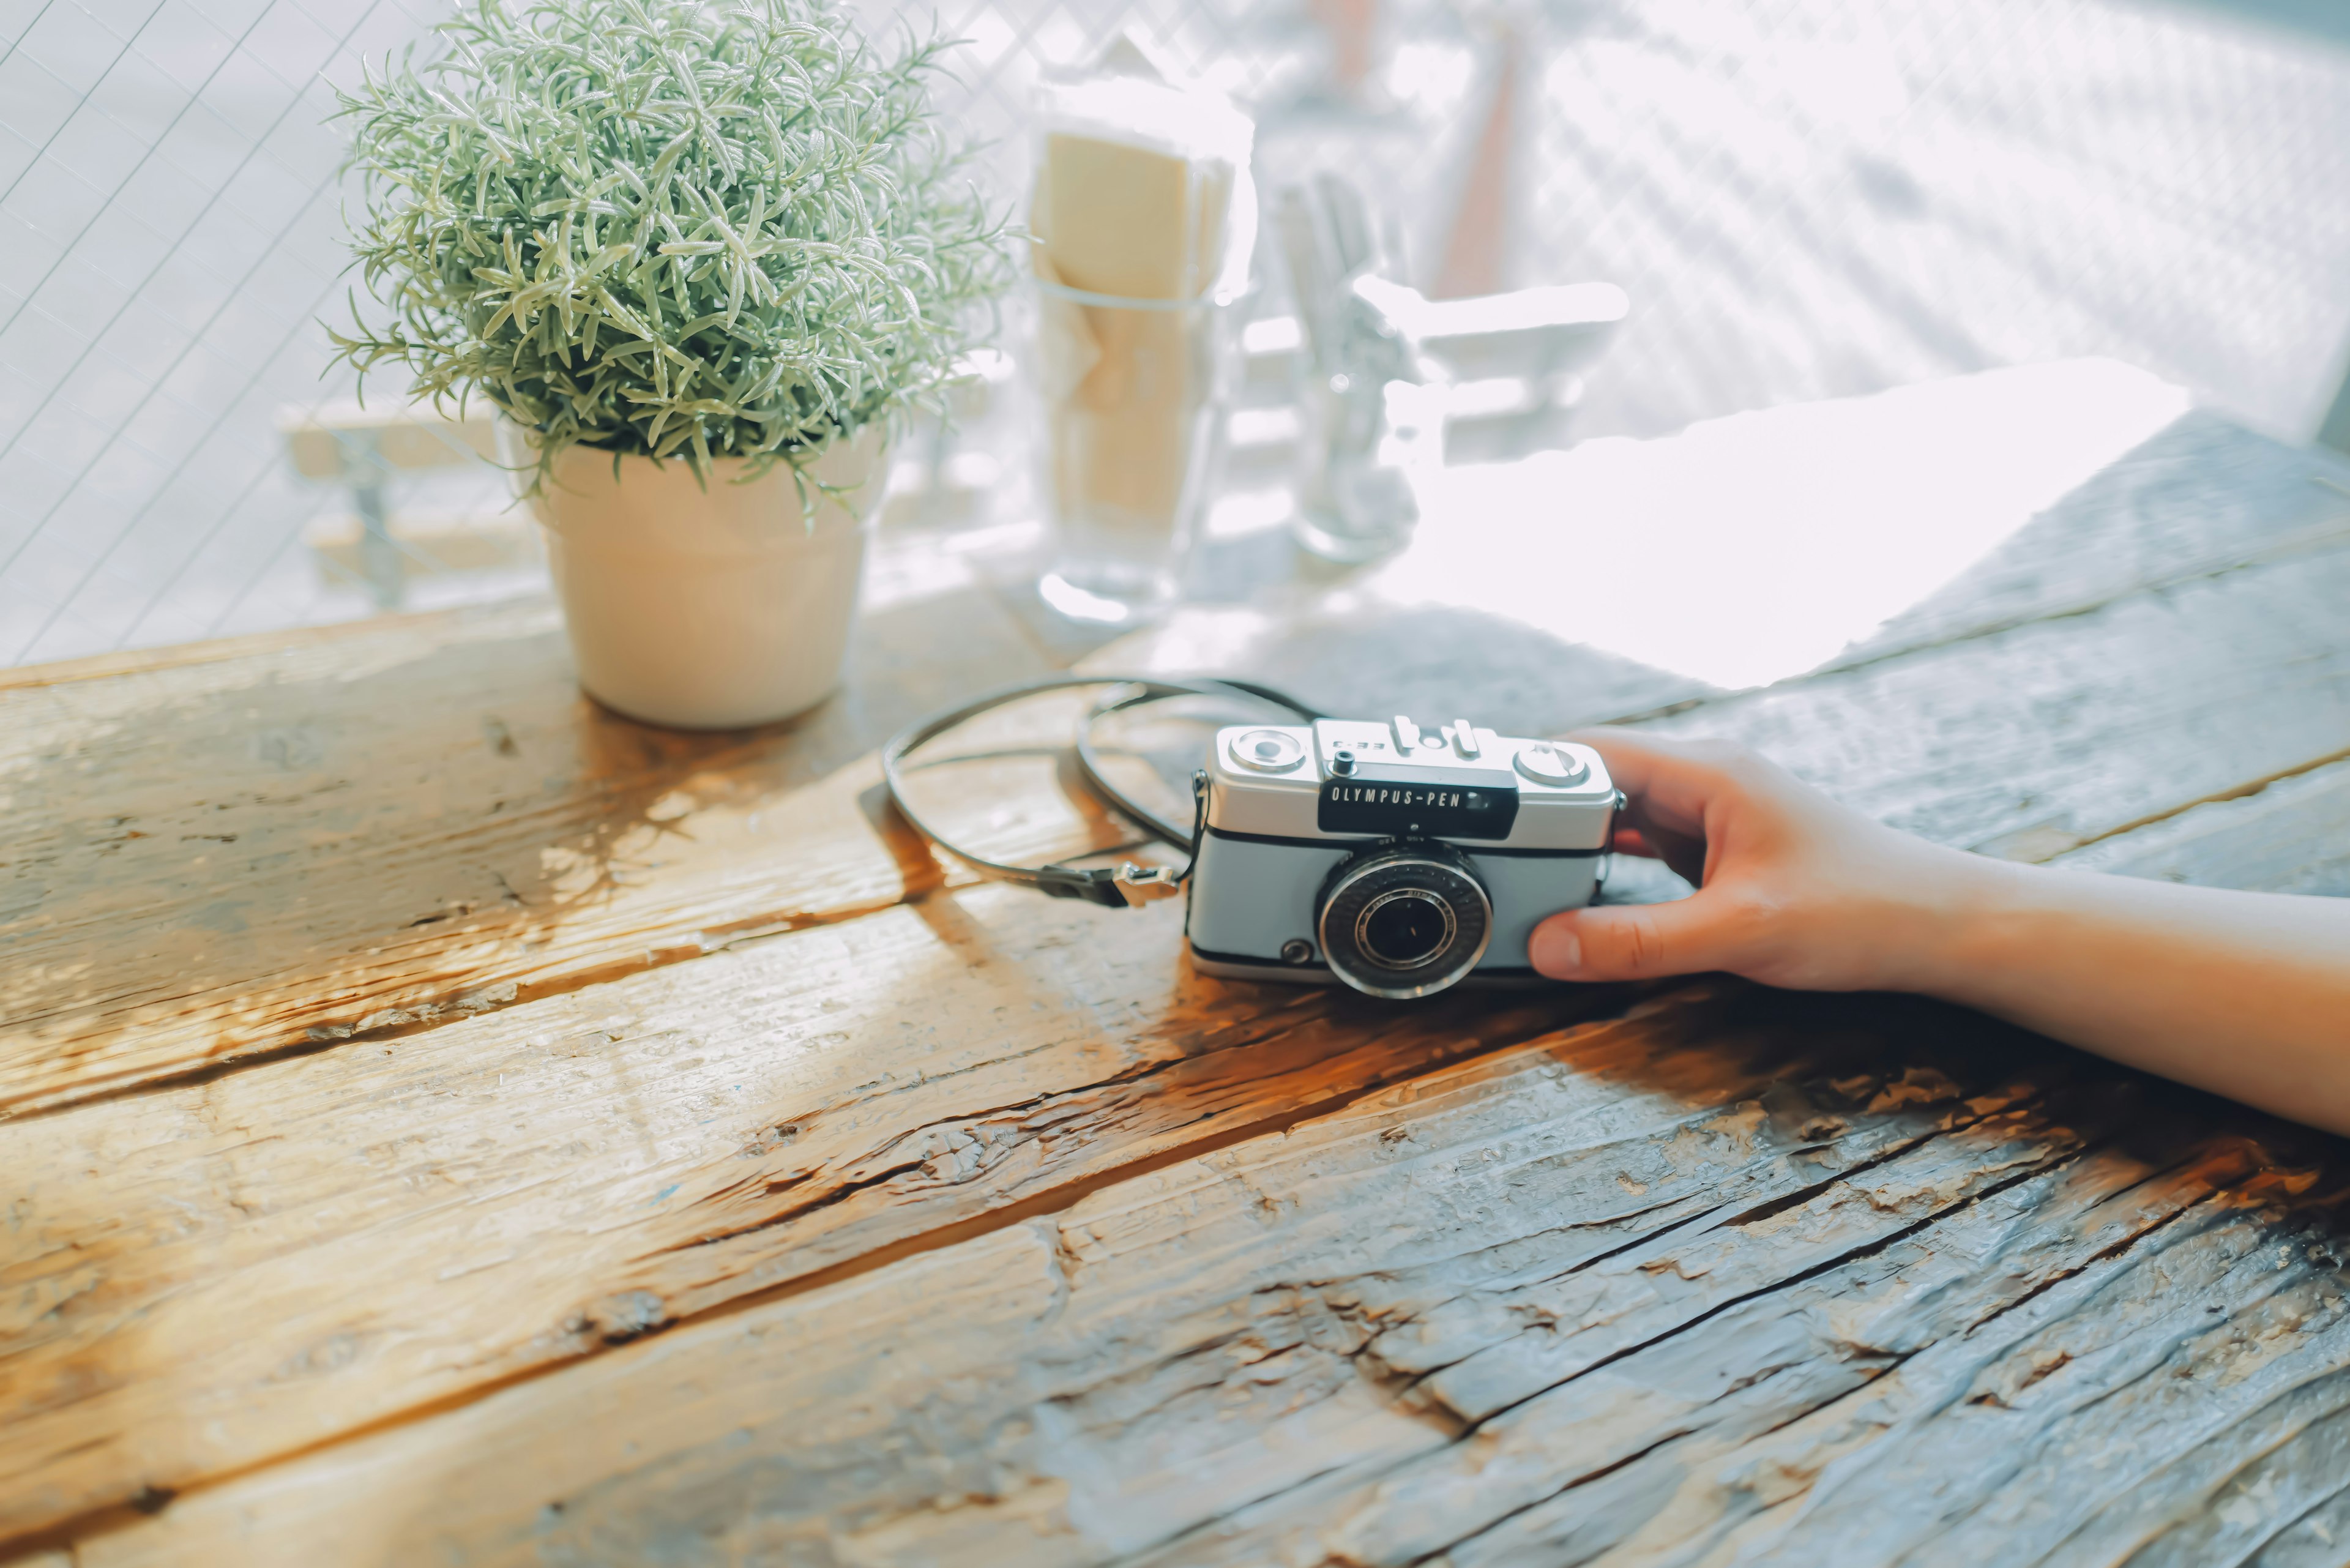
[1381,1150,2350,1568]
[0,576,1072,1117]
[10,405,2349,1562]
[7,518,2347,1548]
[1836,410,2350,668]
[1641,543,2350,861]
[2054,755,2350,897]
[12,408,2338,1121]
[0,883,1649,1545]
[0,601,513,693]
[70,988,2348,1567]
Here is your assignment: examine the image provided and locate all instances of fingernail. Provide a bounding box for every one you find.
[1530,923,1581,977]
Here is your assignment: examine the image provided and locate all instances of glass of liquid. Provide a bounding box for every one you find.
[1029,275,1244,625]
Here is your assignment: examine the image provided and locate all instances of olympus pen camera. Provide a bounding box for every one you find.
[1187,717,1620,998]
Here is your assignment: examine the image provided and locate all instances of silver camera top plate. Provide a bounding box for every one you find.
[1206,717,1615,851]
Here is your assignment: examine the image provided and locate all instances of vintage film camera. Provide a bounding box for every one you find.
[1187,716,1619,997]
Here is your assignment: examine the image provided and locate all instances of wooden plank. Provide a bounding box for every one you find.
[1404,1162,2350,1568]
[0,884,1652,1547]
[2053,754,2350,897]
[0,573,1069,1118]
[1125,538,2350,866]
[9,401,2340,1542]
[10,403,2335,1117]
[68,989,2348,1567]
[7,518,2346,1546]
[1099,589,1715,749]
[1836,409,2350,667]
[1639,542,2350,861]
[0,600,513,692]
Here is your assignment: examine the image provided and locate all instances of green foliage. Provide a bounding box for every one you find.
[332,0,1012,481]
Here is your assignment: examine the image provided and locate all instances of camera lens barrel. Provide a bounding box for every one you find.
[1316,842,1493,998]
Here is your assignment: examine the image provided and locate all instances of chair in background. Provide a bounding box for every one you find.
[279,402,517,608]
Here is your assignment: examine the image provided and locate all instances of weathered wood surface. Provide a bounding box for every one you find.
[5,394,2349,1562]
[0,886,1645,1544]
[2056,755,2350,897]
[1836,408,2350,668]
[0,567,1074,1118]
[7,499,2349,1549]
[1639,543,2350,862]
[11,405,2339,1121]
[72,988,2350,1567]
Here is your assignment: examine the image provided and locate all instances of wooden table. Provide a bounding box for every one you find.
[7,364,2350,1566]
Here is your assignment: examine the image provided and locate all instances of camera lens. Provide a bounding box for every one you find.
[1359,890,1455,968]
[1316,844,1492,999]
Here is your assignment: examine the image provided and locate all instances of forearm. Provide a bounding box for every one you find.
[1909,854,2350,1133]
[1545,732,2350,1133]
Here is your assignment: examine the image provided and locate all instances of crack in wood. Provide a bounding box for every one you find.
[1441,1148,2080,1438]
[2039,744,2350,863]
[651,990,1656,1259]
[1568,512,2350,739]
[1345,1099,2040,1401]
[0,890,923,1128]
[1804,515,2350,684]
[9,1002,1695,1561]
[1101,1093,2315,1564]
[1960,1179,2224,1340]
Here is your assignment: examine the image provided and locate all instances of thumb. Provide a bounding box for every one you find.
[1528,895,1743,982]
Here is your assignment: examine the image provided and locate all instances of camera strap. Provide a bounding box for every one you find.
[881,676,1321,909]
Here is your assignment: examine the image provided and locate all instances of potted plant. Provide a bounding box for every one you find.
[333,0,1010,728]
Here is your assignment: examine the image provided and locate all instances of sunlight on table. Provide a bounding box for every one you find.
[1385,359,2193,690]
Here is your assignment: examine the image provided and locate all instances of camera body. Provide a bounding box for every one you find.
[1186,716,1619,997]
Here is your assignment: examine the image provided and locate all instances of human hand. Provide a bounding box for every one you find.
[1528,730,1994,991]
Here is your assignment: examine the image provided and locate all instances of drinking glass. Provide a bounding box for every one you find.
[1029,276,1244,624]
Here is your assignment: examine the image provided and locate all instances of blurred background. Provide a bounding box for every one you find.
[3,0,2348,668]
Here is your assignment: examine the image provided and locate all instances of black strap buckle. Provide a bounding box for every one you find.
[1037,862,1189,908]
[1037,865,1135,908]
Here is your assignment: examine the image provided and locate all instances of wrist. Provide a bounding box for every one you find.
[1874,843,2035,1002]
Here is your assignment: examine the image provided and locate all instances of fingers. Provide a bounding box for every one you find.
[1613,823,1709,889]
[1575,730,1750,883]
[1565,728,1750,842]
[1610,825,1664,859]
[1528,894,1747,983]
[1535,731,1789,981]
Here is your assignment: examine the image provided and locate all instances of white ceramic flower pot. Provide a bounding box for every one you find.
[507,425,887,730]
